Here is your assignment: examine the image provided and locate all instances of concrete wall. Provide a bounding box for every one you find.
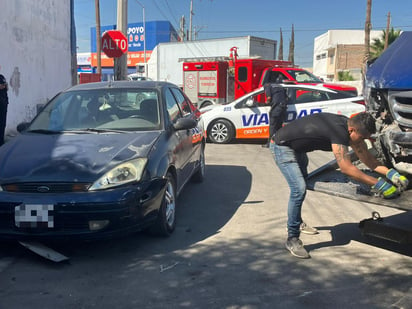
[0,0,73,139]
[147,36,277,87]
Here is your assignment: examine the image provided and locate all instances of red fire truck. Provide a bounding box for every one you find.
[183,54,291,108]
[182,47,358,108]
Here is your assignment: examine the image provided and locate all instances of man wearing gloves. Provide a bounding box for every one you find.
[271,112,409,259]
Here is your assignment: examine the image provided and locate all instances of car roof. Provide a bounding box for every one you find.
[66,81,178,91]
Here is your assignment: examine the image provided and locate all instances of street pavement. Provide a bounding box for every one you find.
[0,142,411,309]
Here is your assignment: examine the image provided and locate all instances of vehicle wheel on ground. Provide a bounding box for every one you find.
[208,119,234,144]
[149,172,176,236]
[200,101,213,109]
[191,145,205,183]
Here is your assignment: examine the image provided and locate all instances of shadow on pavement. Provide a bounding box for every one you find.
[306,211,412,257]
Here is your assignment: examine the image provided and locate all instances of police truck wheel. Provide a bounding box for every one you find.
[208,119,234,144]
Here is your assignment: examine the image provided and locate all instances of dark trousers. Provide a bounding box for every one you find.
[268,104,287,140]
[0,102,8,145]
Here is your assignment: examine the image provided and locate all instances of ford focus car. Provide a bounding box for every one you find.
[0,81,205,241]
[200,84,365,144]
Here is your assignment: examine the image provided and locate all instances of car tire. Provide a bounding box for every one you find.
[191,145,205,183]
[149,172,176,237]
[208,119,234,144]
[200,100,213,109]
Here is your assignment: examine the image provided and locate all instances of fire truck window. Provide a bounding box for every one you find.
[170,88,192,116]
[165,88,181,123]
[238,67,248,82]
[269,72,282,83]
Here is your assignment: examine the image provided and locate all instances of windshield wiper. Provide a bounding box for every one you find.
[66,128,126,134]
[26,129,61,134]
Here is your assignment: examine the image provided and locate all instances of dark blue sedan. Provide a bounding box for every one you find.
[0,81,205,240]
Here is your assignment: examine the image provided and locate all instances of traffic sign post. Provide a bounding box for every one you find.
[101,30,128,58]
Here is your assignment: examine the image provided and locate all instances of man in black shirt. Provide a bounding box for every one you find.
[0,74,8,145]
[262,76,288,148]
[271,112,409,259]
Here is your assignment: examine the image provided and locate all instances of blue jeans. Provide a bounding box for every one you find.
[270,142,309,238]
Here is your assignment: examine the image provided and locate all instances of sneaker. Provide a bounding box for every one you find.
[285,222,319,235]
[300,222,318,235]
[285,237,310,259]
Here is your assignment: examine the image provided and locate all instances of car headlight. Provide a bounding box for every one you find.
[89,158,148,191]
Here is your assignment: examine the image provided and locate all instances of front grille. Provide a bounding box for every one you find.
[2,183,91,193]
[389,90,412,127]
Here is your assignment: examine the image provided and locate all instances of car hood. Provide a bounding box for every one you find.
[365,31,412,90]
[0,131,161,183]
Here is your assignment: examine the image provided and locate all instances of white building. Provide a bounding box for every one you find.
[313,29,382,82]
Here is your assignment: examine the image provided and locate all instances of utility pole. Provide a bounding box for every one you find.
[95,0,101,75]
[180,15,186,41]
[384,11,391,50]
[134,0,147,78]
[114,0,128,80]
[189,0,193,41]
[364,0,372,73]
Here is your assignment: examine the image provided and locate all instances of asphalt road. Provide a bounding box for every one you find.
[0,142,411,309]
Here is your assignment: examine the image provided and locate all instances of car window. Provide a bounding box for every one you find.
[165,88,182,123]
[292,89,329,104]
[286,70,322,83]
[170,87,192,116]
[266,71,287,83]
[235,91,263,109]
[29,89,161,132]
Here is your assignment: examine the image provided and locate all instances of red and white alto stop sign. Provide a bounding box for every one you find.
[101,30,128,58]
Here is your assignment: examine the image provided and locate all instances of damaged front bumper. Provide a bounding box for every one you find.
[379,124,412,175]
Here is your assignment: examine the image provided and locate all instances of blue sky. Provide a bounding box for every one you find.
[74,0,412,67]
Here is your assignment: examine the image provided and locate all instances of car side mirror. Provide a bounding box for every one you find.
[246,98,255,107]
[173,117,197,131]
[17,122,30,133]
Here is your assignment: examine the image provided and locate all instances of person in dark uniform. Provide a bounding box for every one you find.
[262,76,288,148]
[0,74,8,145]
[271,112,409,259]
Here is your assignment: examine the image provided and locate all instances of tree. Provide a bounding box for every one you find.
[278,28,283,61]
[288,24,294,65]
[337,71,355,81]
[370,28,401,59]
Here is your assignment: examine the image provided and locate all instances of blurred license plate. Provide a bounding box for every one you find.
[15,204,54,228]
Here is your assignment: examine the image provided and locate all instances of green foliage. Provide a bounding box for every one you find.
[370,28,401,59]
[337,71,355,81]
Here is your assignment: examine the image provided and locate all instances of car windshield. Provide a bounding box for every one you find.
[28,88,161,132]
[286,70,323,83]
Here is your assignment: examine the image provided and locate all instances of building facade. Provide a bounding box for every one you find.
[313,30,381,81]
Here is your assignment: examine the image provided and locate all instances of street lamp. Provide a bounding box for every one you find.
[134,0,147,77]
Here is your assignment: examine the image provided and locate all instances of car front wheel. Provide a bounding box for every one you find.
[149,172,176,236]
[208,119,234,144]
[191,145,205,183]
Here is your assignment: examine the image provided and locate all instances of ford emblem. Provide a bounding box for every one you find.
[37,186,50,193]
